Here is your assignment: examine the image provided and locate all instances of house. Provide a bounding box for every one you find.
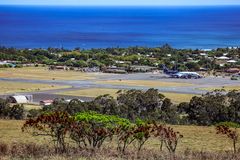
[0,61,16,67]
[216,56,230,60]
[216,56,231,66]
[129,65,158,72]
[200,53,208,57]
[65,99,85,103]
[227,60,237,63]
[49,65,67,70]
[225,68,240,73]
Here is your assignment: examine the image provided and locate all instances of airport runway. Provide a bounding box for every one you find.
[0,72,239,103]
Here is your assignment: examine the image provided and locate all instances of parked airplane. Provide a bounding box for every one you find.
[162,65,202,79]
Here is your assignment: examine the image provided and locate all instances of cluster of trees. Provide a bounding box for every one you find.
[38,89,179,124]
[1,45,239,71]
[22,111,182,155]
[1,88,240,127]
[46,89,240,126]
[179,90,240,125]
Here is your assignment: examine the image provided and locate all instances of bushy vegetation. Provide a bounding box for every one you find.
[0,44,239,71]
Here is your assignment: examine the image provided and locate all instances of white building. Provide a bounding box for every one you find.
[8,95,29,104]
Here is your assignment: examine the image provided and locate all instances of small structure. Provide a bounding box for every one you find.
[49,65,67,70]
[103,66,127,74]
[40,100,54,106]
[226,68,240,73]
[129,65,158,72]
[227,60,237,63]
[65,99,85,103]
[216,56,230,60]
[0,61,16,67]
[7,95,30,104]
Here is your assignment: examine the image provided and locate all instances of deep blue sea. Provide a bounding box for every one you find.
[0,5,240,49]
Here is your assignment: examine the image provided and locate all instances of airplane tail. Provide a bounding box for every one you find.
[173,64,178,71]
[162,64,169,73]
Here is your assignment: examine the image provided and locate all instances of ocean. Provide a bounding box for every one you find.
[0,5,240,49]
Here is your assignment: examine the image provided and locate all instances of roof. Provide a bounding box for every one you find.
[227,60,237,63]
[217,56,230,60]
[40,100,54,103]
[39,100,54,106]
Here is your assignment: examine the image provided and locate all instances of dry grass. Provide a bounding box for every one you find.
[199,85,240,91]
[23,104,42,110]
[0,81,70,95]
[0,120,239,153]
[0,120,49,144]
[0,67,95,80]
[58,88,119,98]
[147,125,240,152]
[58,88,195,103]
[162,92,196,103]
[97,79,193,87]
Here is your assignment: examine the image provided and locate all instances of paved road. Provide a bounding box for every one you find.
[0,72,239,102]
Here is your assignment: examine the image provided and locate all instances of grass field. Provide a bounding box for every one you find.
[0,81,70,95]
[97,80,193,87]
[0,120,49,144]
[23,104,42,110]
[199,85,240,91]
[0,67,95,80]
[58,88,196,103]
[0,120,238,152]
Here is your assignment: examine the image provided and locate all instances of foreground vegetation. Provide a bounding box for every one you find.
[0,88,240,159]
[0,120,238,152]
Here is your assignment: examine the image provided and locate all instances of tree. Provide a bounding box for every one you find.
[93,95,119,115]
[117,89,165,121]
[185,62,200,71]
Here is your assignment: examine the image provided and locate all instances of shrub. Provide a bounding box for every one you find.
[72,111,131,149]
[132,119,152,152]
[152,122,183,154]
[22,112,73,153]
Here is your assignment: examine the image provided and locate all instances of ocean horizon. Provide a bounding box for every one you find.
[0,5,240,49]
